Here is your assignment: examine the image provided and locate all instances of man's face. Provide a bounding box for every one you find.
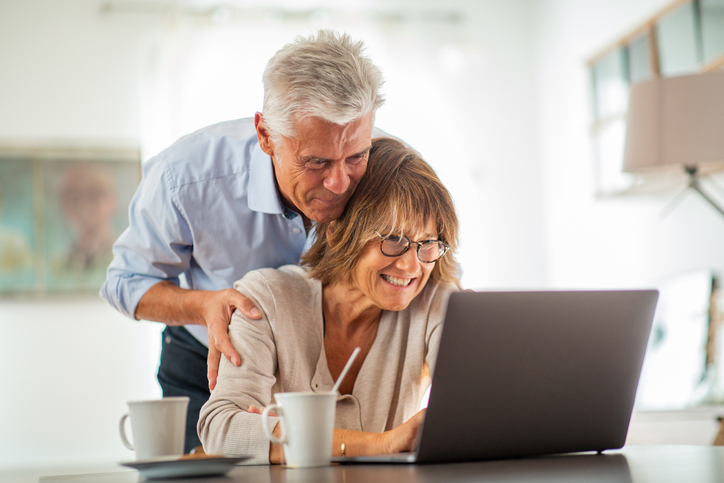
[255,112,374,224]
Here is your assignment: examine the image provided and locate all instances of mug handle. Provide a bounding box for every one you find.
[261,404,286,445]
[119,413,134,450]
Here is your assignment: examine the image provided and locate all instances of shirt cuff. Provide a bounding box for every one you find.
[99,273,167,320]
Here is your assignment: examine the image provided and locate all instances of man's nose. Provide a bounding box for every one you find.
[322,162,351,194]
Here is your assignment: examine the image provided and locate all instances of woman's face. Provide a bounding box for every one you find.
[351,220,437,312]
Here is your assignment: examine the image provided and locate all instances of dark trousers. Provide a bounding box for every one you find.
[157,326,210,453]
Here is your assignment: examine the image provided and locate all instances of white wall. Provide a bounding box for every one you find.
[0,298,163,468]
[0,0,155,143]
[0,0,164,470]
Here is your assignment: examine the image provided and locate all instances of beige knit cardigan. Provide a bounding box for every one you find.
[198,264,455,464]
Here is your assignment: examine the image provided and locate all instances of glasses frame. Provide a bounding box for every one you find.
[374,231,450,263]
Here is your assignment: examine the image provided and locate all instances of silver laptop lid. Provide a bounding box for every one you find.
[415,290,658,463]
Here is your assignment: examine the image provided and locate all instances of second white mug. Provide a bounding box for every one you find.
[262,392,337,468]
[119,396,189,461]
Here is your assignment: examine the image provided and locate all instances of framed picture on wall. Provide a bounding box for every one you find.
[0,158,36,293]
[0,145,141,295]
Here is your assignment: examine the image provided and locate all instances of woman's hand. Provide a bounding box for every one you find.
[252,404,424,459]
[247,405,263,415]
[381,409,426,454]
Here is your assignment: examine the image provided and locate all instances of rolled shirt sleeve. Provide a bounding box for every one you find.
[100,153,193,319]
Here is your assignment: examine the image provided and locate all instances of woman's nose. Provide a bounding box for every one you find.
[394,246,420,271]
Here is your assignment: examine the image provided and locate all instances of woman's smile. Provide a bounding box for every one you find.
[380,274,415,287]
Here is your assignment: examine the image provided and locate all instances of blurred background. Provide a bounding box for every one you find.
[1,0,724,472]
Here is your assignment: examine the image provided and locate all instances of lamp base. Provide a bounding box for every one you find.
[685,166,724,218]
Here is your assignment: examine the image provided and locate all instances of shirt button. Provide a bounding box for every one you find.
[293,228,301,234]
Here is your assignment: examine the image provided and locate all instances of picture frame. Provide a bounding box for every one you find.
[0,144,141,295]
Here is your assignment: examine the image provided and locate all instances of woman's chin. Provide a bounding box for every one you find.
[376,297,414,312]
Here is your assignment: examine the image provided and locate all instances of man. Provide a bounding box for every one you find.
[101,30,388,452]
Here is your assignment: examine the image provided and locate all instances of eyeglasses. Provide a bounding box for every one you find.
[375,232,450,263]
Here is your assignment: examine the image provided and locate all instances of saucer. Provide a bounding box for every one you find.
[120,455,249,479]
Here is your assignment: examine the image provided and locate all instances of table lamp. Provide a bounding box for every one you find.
[623,70,724,217]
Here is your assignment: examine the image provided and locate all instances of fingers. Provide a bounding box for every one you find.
[408,410,427,449]
[231,291,262,320]
[207,342,221,391]
[407,409,426,432]
[209,323,241,367]
[248,405,262,415]
[203,288,254,391]
[381,409,426,454]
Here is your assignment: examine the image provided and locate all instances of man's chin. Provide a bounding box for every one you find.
[303,204,346,223]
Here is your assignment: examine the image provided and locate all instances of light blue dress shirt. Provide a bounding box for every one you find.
[100,118,311,345]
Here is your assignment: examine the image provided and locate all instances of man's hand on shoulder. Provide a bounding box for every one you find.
[135,281,263,390]
[204,288,262,390]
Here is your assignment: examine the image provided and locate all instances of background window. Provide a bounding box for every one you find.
[701,0,724,63]
[627,33,653,83]
[591,49,628,121]
[656,1,702,75]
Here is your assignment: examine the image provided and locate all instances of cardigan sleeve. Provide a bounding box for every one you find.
[197,272,281,464]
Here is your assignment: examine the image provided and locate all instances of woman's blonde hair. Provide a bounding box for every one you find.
[302,137,459,287]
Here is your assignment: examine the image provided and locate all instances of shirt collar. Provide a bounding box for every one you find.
[248,141,297,219]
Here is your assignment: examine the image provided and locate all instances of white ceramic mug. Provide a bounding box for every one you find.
[119,397,189,460]
[262,392,337,468]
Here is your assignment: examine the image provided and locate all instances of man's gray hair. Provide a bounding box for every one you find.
[262,30,385,142]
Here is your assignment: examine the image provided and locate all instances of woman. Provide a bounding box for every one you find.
[198,137,459,464]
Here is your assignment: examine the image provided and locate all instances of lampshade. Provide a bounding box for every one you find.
[623,70,724,174]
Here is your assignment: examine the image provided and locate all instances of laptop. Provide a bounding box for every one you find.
[334,289,658,464]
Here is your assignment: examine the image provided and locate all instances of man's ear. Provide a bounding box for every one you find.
[255,112,275,156]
